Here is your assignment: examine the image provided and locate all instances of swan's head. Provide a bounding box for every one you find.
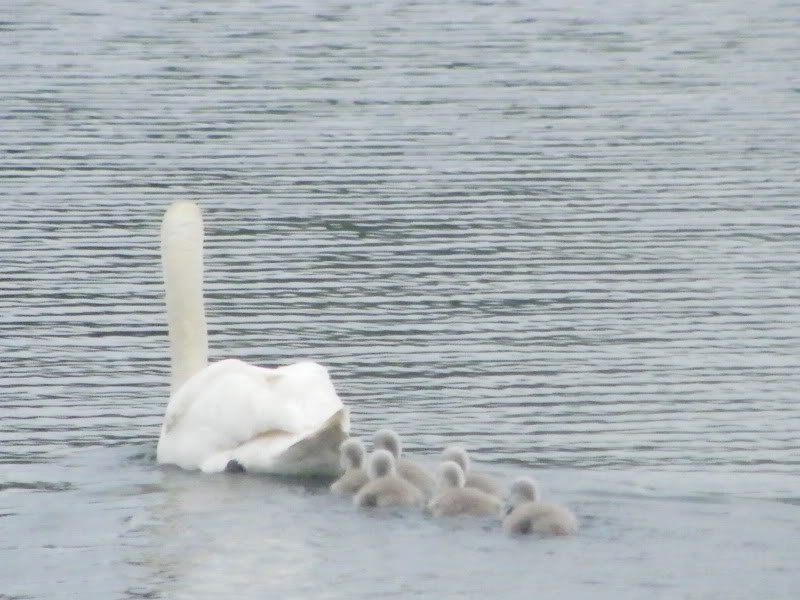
[368,449,397,479]
[373,429,402,459]
[339,438,366,470]
[441,445,470,473]
[438,460,466,489]
[509,476,540,505]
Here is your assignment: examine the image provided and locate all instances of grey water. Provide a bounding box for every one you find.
[1,0,799,598]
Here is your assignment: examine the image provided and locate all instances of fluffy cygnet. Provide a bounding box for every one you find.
[441,445,505,498]
[373,429,436,494]
[353,449,424,509]
[330,438,369,496]
[428,461,502,518]
[502,477,578,536]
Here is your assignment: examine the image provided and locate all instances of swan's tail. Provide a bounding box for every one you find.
[281,407,351,474]
[201,407,351,476]
[161,201,209,394]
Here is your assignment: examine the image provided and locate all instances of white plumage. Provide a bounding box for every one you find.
[156,201,349,476]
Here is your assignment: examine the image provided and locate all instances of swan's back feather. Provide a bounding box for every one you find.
[157,359,348,475]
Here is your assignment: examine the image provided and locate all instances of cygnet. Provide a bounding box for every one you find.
[373,429,435,494]
[428,461,502,518]
[353,449,424,509]
[502,477,578,536]
[441,445,505,498]
[330,438,369,495]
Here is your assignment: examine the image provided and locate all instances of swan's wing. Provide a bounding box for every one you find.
[213,407,349,476]
[163,358,342,433]
[157,358,347,472]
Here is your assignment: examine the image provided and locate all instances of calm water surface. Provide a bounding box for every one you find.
[1,0,799,598]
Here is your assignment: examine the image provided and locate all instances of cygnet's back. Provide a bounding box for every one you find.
[373,429,436,494]
[428,461,502,518]
[502,477,578,536]
[330,438,369,496]
[441,445,505,498]
[353,449,424,509]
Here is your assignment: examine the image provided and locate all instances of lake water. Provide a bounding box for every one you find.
[1,0,798,598]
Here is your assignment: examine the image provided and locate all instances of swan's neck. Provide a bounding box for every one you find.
[161,201,209,395]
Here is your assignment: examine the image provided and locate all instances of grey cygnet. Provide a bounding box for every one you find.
[373,429,436,494]
[353,449,424,509]
[441,445,505,498]
[330,438,369,495]
[502,477,578,536]
[428,460,502,518]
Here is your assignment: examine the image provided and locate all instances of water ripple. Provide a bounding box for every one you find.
[1,0,798,478]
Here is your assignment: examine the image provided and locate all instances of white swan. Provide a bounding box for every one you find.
[155,201,350,476]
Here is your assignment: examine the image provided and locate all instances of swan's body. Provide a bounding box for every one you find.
[428,461,502,518]
[331,439,369,495]
[156,201,349,476]
[373,429,436,494]
[353,449,423,509]
[503,477,578,536]
[441,446,505,498]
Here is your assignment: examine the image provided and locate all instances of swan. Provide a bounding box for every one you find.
[428,461,502,518]
[353,449,424,509]
[502,477,578,536]
[373,429,436,494]
[155,201,350,476]
[441,445,505,498]
[330,438,369,495]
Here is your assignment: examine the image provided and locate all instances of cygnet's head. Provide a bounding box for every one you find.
[373,429,402,459]
[367,449,397,480]
[438,460,466,489]
[509,477,540,505]
[339,438,366,470]
[441,445,470,473]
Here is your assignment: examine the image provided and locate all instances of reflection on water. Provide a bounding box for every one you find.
[2,448,798,600]
[1,0,798,598]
